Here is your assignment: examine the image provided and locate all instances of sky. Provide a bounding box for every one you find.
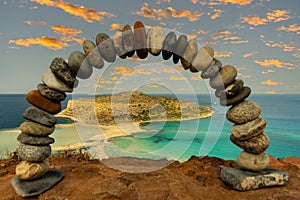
[0,0,299,94]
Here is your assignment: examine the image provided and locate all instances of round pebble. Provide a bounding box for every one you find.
[231,118,266,141]
[162,31,177,60]
[96,33,117,62]
[226,100,261,124]
[26,90,61,114]
[181,40,198,70]
[122,25,135,57]
[20,121,55,136]
[17,143,51,162]
[22,107,56,127]
[37,84,66,102]
[173,35,187,64]
[201,58,222,79]
[49,57,76,88]
[209,65,237,89]
[113,30,127,59]
[147,26,165,56]
[191,46,214,72]
[220,86,251,106]
[17,133,55,145]
[68,51,93,79]
[16,160,49,180]
[237,151,270,171]
[42,71,73,93]
[230,133,270,154]
[82,40,105,69]
[134,21,148,59]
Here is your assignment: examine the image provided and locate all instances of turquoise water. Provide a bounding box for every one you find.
[0,94,299,161]
[109,94,300,161]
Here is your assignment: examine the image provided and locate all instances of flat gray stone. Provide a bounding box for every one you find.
[23,107,56,127]
[231,118,266,141]
[68,51,93,79]
[17,143,51,162]
[96,33,116,62]
[162,31,177,60]
[173,35,187,64]
[37,84,66,102]
[230,133,270,154]
[20,120,55,136]
[50,57,76,88]
[11,170,64,197]
[122,25,135,57]
[220,86,251,106]
[209,65,238,89]
[201,58,222,79]
[83,40,105,69]
[17,133,55,145]
[226,100,261,124]
[221,167,289,191]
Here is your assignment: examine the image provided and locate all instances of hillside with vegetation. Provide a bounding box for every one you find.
[57,91,214,125]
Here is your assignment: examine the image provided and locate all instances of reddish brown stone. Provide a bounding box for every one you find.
[134,21,148,59]
[26,90,61,114]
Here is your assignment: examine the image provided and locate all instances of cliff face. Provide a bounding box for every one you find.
[57,92,214,125]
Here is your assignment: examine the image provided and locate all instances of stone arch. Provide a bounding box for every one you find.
[12,21,287,197]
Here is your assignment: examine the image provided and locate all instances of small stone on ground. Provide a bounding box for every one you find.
[11,170,64,197]
[221,167,289,191]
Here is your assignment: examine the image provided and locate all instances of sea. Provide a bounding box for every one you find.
[0,94,299,162]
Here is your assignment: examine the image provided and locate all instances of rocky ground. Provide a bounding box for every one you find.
[0,152,299,200]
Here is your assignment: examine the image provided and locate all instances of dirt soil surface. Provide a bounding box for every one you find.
[0,152,299,200]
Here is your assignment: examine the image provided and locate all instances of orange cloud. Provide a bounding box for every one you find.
[277,24,300,34]
[261,80,279,86]
[254,59,294,69]
[135,5,202,22]
[169,76,186,80]
[191,0,198,4]
[187,33,197,39]
[242,9,292,27]
[110,23,123,31]
[266,10,291,22]
[197,30,208,35]
[145,83,160,88]
[52,25,83,44]
[211,30,247,44]
[242,15,268,26]
[215,51,232,57]
[265,41,296,52]
[243,52,257,57]
[156,0,172,4]
[210,9,223,20]
[24,20,47,25]
[261,69,274,74]
[200,0,252,6]
[9,36,68,50]
[111,66,151,76]
[31,0,115,23]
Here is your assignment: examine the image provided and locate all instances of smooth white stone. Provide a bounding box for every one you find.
[147,26,165,55]
[191,46,214,71]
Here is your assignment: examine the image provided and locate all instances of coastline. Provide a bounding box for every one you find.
[51,111,215,153]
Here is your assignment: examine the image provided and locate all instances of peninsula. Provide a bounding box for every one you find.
[57,91,214,126]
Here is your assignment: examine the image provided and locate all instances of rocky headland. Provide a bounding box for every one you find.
[57,91,215,126]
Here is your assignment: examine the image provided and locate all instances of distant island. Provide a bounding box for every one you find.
[57,91,214,126]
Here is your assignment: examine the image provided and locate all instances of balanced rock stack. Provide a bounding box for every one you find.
[12,20,289,197]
